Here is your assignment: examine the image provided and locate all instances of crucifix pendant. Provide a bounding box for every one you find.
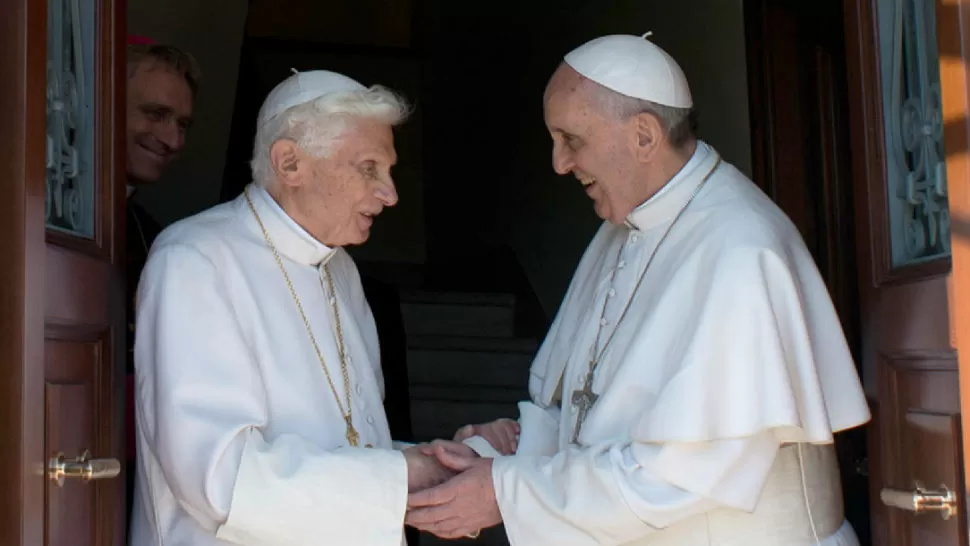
[344,415,360,447]
[570,370,599,444]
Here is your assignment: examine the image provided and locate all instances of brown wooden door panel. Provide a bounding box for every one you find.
[46,338,98,546]
[863,280,951,355]
[878,354,966,546]
[45,246,112,326]
[45,330,118,546]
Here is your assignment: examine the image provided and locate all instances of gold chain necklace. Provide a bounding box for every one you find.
[244,187,360,447]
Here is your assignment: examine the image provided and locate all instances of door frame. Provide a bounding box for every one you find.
[937,0,970,529]
[0,0,53,541]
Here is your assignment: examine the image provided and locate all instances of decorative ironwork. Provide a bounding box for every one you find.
[878,0,950,267]
[45,0,95,238]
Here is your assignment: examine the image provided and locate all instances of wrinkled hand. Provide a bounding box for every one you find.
[417,439,481,461]
[405,452,502,539]
[453,418,520,455]
[403,445,456,493]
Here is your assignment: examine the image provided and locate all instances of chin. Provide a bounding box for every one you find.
[342,232,370,247]
[129,166,164,184]
[591,203,611,223]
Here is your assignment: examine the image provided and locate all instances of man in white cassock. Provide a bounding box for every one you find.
[405,35,871,546]
[130,69,452,546]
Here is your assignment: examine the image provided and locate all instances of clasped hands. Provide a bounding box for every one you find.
[401,418,520,539]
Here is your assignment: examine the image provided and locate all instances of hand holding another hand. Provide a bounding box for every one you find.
[405,454,502,539]
[453,418,520,455]
[403,445,456,493]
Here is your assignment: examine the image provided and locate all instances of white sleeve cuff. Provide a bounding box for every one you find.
[463,435,503,458]
[516,401,560,456]
[216,433,408,546]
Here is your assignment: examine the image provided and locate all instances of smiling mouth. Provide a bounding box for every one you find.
[139,144,167,161]
[577,175,596,188]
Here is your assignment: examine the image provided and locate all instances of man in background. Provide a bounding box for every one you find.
[124,34,201,529]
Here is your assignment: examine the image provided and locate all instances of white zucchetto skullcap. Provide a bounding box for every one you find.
[563,34,693,108]
[257,69,367,126]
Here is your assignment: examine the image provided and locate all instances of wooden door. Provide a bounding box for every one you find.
[0,0,127,544]
[844,0,970,544]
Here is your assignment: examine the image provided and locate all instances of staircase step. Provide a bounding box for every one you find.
[400,290,516,307]
[407,336,536,388]
[409,385,527,404]
[409,399,520,442]
[400,291,516,338]
[408,335,538,353]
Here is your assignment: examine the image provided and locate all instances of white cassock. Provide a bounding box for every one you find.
[465,141,871,546]
[130,183,409,546]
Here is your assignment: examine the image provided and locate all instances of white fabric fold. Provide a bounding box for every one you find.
[492,142,868,545]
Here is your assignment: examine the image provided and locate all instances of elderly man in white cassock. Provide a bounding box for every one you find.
[405,34,871,546]
[130,69,453,546]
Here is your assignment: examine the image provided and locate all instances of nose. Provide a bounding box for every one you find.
[376,178,398,207]
[154,120,184,153]
[552,142,574,175]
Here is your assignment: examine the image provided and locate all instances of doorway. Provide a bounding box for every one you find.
[747,0,970,545]
[1,0,970,544]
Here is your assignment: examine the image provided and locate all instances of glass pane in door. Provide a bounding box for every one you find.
[876,0,950,267]
[45,0,96,239]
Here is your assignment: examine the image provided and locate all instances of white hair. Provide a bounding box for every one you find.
[250,85,411,187]
[588,83,696,148]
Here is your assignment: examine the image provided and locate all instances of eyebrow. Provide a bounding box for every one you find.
[550,127,578,139]
[141,102,193,126]
[356,149,398,165]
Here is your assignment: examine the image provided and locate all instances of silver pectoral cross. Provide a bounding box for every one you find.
[570,370,599,444]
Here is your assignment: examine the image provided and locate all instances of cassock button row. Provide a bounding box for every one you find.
[630,234,639,243]
[600,318,608,326]
[356,385,362,395]
[617,260,626,269]
[366,415,375,424]
[607,288,616,298]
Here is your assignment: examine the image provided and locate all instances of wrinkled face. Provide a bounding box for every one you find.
[284,119,400,247]
[543,65,642,224]
[126,61,194,184]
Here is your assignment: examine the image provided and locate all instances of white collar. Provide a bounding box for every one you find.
[242,183,337,267]
[625,141,719,232]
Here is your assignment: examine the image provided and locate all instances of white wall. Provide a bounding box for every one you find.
[128,0,249,226]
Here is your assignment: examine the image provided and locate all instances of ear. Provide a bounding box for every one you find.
[631,112,666,164]
[269,139,305,188]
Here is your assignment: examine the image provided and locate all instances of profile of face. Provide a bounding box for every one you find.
[270,118,400,247]
[543,65,665,224]
[126,60,194,184]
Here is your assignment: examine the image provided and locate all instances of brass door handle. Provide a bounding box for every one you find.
[880,483,957,520]
[48,450,121,487]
